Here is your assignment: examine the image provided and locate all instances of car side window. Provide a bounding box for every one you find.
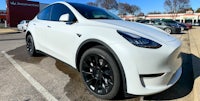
[151,21,155,24]
[154,21,161,25]
[37,5,52,20]
[20,21,23,24]
[51,3,77,22]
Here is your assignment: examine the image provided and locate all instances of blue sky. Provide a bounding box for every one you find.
[0,0,199,14]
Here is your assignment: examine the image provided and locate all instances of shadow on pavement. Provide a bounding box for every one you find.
[55,60,100,101]
[55,60,140,101]
[144,53,194,100]
[7,45,45,64]
[191,55,200,79]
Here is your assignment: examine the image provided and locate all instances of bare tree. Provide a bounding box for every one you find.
[87,0,141,15]
[118,3,140,15]
[137,12,144,16]
[164,0,190,19]
[87,2,98,7]
[118,3,129,15]
[196,8,200,13]
[178,7,193,13]
[96,0,118,10]
[129,5,140,15]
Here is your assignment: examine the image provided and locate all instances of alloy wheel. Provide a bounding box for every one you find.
[81,54,114,95]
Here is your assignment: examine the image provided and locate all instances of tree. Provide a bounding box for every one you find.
[129,5,140,15]
[95,0,118,10]
[196,8,200,13]
[118,3,128,15]
[137,12,144,16]
[164,0,190,19]
[102,0,118,10]
[178,7,193,13]
[87,2,98,7]
[118,3,140,15]
[87,0,141,15]
[148,11,162,14]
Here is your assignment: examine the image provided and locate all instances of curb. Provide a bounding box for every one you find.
[0,28,19,35]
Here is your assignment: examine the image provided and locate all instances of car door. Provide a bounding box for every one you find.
[153,20,165,29]
[33,5,53,52]
[44,3,79,64]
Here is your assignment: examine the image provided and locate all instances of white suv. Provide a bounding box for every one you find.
[26,2,182,99]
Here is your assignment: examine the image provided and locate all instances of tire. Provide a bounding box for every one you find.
[79,46,120,99]
[26,34,38,56]
[164,28,172,34]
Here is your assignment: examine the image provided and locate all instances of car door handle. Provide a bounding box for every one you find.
[47,25,51,28]
[33,23,36,25]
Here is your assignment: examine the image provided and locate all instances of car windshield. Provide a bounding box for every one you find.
[69,3,121,20]
[26,20,30,23]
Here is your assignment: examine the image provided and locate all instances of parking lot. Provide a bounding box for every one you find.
[0,27,199,101]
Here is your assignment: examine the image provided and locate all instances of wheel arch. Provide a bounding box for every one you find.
[76,39,127,94]
[26,31,32,39]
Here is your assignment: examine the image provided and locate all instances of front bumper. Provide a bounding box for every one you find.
[140,67,182,93]
[111,38,182,95]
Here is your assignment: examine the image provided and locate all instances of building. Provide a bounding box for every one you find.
[0,10,6,23]
[6,0,48,27]
[121,10,200,24]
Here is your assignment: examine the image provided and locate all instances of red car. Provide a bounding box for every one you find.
[185,23,192,29]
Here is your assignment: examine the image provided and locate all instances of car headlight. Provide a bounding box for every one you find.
[117,30,162,49]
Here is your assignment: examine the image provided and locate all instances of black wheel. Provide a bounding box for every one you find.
[164,28,172,34]
[26,34,38,56]
[79,46,120,99]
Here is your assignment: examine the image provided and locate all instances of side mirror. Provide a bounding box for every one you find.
[59,14,70,22]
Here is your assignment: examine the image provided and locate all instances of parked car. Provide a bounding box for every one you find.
[193,22,200,26]
[154,20,182,33]
[17,20,29,32]
[26,2,182,99]
[161,19,187,31]
[176,22,189,30]
[185,23,192,29]
[139,19,181,34]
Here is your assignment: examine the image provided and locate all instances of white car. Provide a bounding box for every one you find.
[26,2,182,100]
[17,20,29,32]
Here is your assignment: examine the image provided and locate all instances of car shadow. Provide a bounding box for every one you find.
[55,60,101,101]
[171,32,187,34]
[7,45,45,64]
[191,54,200,80]
[144,52,199,100]
[55,60,141,101]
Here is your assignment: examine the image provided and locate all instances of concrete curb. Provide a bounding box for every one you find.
[0,28,19,35]
[188,28,200,101]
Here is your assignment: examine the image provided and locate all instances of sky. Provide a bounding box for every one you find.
[0,0,199,14]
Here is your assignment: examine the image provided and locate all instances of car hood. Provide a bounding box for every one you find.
[93,20,177,43]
